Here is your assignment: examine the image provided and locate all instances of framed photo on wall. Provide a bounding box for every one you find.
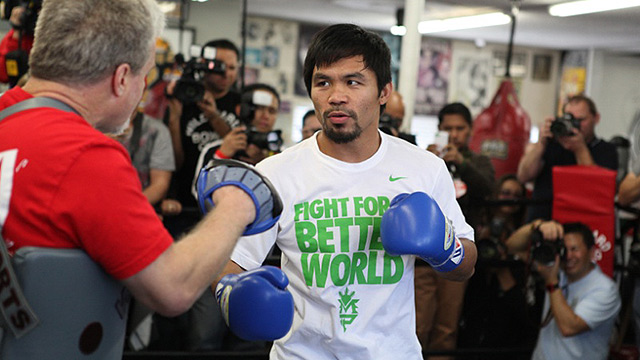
[532,54,552,81]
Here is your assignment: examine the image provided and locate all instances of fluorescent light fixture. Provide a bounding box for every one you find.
[390,25,407,36]
[549,0,640,17]
[418,12,511,34]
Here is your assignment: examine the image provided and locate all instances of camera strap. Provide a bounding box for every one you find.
[0,96,79,338]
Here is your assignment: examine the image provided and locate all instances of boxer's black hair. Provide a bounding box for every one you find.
[303,24,391,98]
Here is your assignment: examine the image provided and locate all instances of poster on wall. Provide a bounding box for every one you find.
[245,17,298,97]
[295,24,325,96]
[557,50,588,115]
[414,38,452,115]
[453,57,491,116]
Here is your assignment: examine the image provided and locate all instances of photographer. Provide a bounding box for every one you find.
[194,83,281,176]
[0,0,38,86]
[523,221,621,360]
[458,175,535,356]
[517,94,618,222]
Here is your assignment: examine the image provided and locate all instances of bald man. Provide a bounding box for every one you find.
[380,90,416,144]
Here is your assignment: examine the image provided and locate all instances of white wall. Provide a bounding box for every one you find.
[185,0,243,46]
[589,51,640,141]
[448,41,560,139]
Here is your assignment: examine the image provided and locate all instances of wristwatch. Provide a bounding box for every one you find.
[546,283,560,293]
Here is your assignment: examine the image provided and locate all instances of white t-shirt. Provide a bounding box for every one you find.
[532,265,621,360]
[231,131,474,360]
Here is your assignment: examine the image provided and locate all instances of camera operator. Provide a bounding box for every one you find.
[523,221,621,360]
[0,0,39,86]
[164,39,240,214]
[517,94,618,222]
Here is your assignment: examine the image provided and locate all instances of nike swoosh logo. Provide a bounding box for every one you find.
[389,175,407,182]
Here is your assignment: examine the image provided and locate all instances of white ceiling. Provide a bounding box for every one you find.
[246,0,640,54]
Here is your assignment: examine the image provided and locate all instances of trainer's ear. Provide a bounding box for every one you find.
[112,63,132,97]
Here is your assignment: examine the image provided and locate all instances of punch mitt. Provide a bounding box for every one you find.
[196,159,282,235]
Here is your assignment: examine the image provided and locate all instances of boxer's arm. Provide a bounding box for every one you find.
[213,260,246,290]
[439,238,476,281]
[123,186,255,317]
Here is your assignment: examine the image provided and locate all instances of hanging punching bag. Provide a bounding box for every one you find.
[468,79,531,180]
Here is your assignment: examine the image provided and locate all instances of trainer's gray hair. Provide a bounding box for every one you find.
[29,0,165,85]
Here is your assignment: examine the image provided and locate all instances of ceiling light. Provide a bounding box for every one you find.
[549,0,640,17]
[390,25,407,36]
[418,12,511,34]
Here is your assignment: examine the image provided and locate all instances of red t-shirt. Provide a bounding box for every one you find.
[0,87,172,279]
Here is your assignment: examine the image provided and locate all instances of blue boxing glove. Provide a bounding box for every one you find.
[196,159,283,235]
[215,266,294,341]
[381,192,465,272]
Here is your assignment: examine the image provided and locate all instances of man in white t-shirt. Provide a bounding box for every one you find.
[213,24,477,359]
[532,221,621,360]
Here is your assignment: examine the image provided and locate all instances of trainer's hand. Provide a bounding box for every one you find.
[196,159,282,235]
[381,192,464,272]
[215,266,294,341]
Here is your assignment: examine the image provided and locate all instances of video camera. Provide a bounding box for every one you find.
[238,89,283,153]
[1,0,41,35]
[550,113,581,138]
[530,229,566,266]
[172,45,227,104]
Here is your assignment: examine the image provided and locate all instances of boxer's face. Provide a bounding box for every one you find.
[563,232,594,282]
[310,55,390,144]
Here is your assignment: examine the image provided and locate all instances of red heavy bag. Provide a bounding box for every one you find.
[468,79,530,180]
[552,165,616,277]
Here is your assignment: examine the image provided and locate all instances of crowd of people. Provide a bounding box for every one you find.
[0,1,633,359]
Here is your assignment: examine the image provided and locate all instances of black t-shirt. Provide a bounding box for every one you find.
[173,90,240,209]
[527,137,618,222]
